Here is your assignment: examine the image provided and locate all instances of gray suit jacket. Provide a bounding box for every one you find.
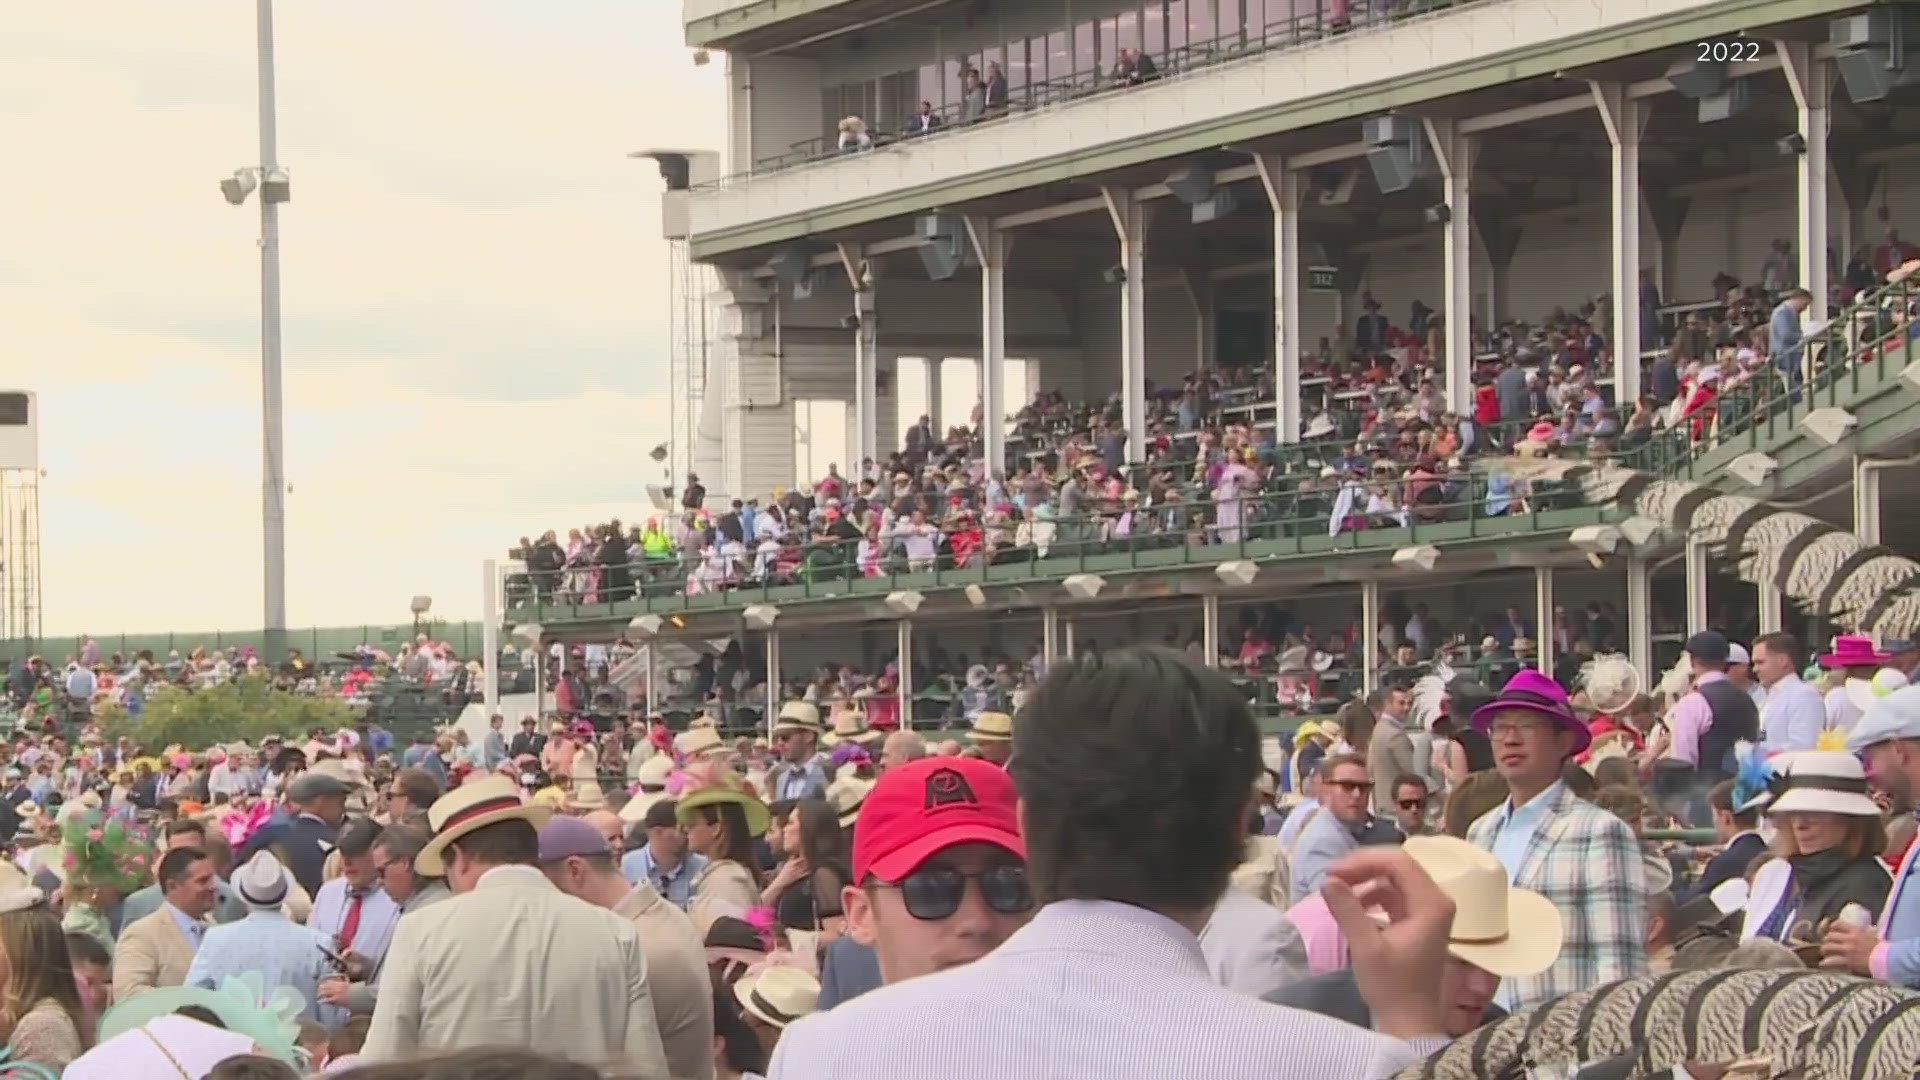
[362,867,668,1077]
[1266,969,1506,1031]
[345,882,453,1015]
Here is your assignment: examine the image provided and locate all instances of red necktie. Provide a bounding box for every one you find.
[337,892,365,952]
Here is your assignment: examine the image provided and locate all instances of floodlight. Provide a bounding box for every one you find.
[743,604,781,631]
[1391,545,1440,572]
[1568,525,1623,557]
[409,595,433,616]
[1800,408,1858,446]
[629,614,665,636]
[1215,560,1258,588]
[220,169,258,206]
[1062,574,1106,600]
[1726,452,1779,487]
[885,591,925,616]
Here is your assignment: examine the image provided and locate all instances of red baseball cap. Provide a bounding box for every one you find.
[852,757,1024,884]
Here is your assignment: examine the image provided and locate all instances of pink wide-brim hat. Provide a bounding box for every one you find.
[1471,669,1591,756]
[1820,634,1892,670]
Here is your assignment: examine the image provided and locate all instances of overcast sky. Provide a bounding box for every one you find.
[3,2,724,636]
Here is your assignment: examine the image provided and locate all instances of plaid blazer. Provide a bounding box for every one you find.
[1468,784,1648,1012]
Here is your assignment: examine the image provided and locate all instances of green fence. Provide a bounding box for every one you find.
[0,621,495,664]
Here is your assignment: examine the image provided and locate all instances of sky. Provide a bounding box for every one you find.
[1,2,726,636]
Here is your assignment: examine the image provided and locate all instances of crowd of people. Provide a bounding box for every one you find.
[9,637,1920,1077]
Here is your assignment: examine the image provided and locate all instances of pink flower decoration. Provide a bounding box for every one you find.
[86,829,102,843]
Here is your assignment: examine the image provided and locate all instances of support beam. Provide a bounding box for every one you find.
[1475,216,1523,329]
[1361,579,1380,691]
[1062,617,1077,661]
[532,638,545,719]
[896,618,914,727]
[645,642,660,717]
[1645,194,1691,315]
[765,631,782,742]
[1042,606,1061,669]
[1535,567,1555,676]
[1181,269,1215,372]
[837,242,878,468]
[963,217,1010,477]
[1202,594,1221,668]
[1255,153,1303,443]
[1101,186,1149,462]
[1685,541,1709,636]
[1758,581,1784,636]
[1855,455,1884,545]
[1627,556,1652,679]
[1423,119,1474,415]
[1591,81,1645,404]
[1778,42,1831,319]
[481,559,500,717]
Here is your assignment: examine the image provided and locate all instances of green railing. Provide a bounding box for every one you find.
[714,0,1478,185]
[0,622,497,667]
[508,470,1595,621]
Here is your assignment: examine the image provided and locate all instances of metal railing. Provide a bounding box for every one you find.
[506,470,1595,618]
[709,0,1480,187]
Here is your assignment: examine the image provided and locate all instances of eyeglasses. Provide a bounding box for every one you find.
[1488,720,1553,739]
[1326,779,1374,794]
[1397,799,1426,810]
[883,864,1034,921]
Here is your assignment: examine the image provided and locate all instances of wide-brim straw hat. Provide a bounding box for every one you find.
[416,775,553,877]
[1404,835,1562,978]
[968,712,1013,742]
[676,727,728,759]
[676,778,771,838]
[772,701,823,736]
[734,966,820,1030]
[827,767,875,828]
[823,710,882,748]
[1766,750,1882,817]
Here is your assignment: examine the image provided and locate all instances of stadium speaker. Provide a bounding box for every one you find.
[1102,264,1127,285]
[918,240,963,281]
[1696,79,1752,123]
[792,272,816,301]
[1663,55,1727,99]
[1836,49,1918,103]
[1361,114,1419,148]
[1165,165,1216,206]
[768,243,816,286]
[1061,574,1106,600]
[742,604,781,631]
[1423,203,1451,225]
[1776,133,1808,156]
[1366,145,1419,195]
[1190,189,1237,225]
[840,313,861,330]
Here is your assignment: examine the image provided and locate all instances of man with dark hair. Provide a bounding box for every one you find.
[324,825,452,1017]
[1685,779,1767,903]
[1754,631,1823,752]
[120,818,246,929]
[240,771,349,897]
[116,846,218,1000]
[312,817,400,985]
[362,776,668,1075]
[769,647,1457,1080]
[383,767,442,821]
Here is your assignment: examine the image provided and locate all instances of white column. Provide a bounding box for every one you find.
[925,357,943,436]
[1202,594,1221,668]
[645,643,660,716]
[481,558,500,716]
[1855,456,1884,544]
[1255,154,1303,443]
[1424,119,1474,415]
[765,630,782,742]
[1779,43,1830,318]
[965,217,1009,477]
[1535,566,1555,676]
[1758,583,1784,635]
[1182,270,1215,371]
[1361,579,1380,690]
[1685,540,1709,635]
[1592,82,1645,404]
[838,242,879,467]
[1042,606,1061,667]
[1627,555,1652,678]
[1102,186,1149,462]
[1062,617,1077,661]
[533,637,546,718]
[897,618,914,728]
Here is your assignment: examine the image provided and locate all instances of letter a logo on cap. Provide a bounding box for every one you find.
[923,767,978,811]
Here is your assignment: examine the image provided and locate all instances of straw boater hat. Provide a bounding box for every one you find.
[772,701,823,737]
[968,712,1013,743]
[675,727,729,760]
[619,753,677,825]
[823,709,882,749]
[1765,751,1881,818]
[232,850,294,909]
[734,966,821,1030]
[415,775,553,877]
[826,764,876,828]
[1403,835,1562,978]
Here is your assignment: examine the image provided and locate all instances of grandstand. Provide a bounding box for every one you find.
[506,0,1920,735]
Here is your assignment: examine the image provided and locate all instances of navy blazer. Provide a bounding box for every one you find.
[817,936,883,1010]
[238,813,337,897]
[1684,831,1768,904]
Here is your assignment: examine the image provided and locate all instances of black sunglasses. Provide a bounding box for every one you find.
[1397,798,1426,810]
[888,864,1034,921]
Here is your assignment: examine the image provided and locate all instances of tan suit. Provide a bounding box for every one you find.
[1229,835,1290,910]
[114,907,200,1001]
[688,859,760,933]
[363,866,668,1077]
[614,883,714,1080]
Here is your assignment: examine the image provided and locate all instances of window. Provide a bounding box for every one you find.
[1072,22,1096,81]
[1098,16,1119,70]
[1142,3,1168,58]
[1188,0,1217,48]
[1047,30,1070,88]
[794,400,848,488]
[917,63,941,111]
[1117,9,1142,54]
[894,357,932,450]
[1001,359,1042,433]
[1167,0,1190,51]
[1008,39,1033,96]
[943,58,964,106]
[940,358,979,434]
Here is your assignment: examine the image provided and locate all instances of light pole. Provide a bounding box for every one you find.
[221,0,292,660]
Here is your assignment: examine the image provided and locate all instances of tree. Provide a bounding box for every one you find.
[115,676,358,750]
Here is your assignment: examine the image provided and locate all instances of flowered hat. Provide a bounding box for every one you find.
[60,812,150,894]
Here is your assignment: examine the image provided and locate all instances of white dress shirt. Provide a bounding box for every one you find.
[310,878,402,972]
[769,899,1441,1080]
[1760,674,1826,752]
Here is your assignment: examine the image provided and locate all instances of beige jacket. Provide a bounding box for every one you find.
[361,866,667,1077]
[113,907,200,1000]
[615,883,715,1080]
[688,858,761,933]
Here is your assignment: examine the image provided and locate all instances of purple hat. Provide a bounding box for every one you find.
[1470,670,1590,756]
[536,816,609,863]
